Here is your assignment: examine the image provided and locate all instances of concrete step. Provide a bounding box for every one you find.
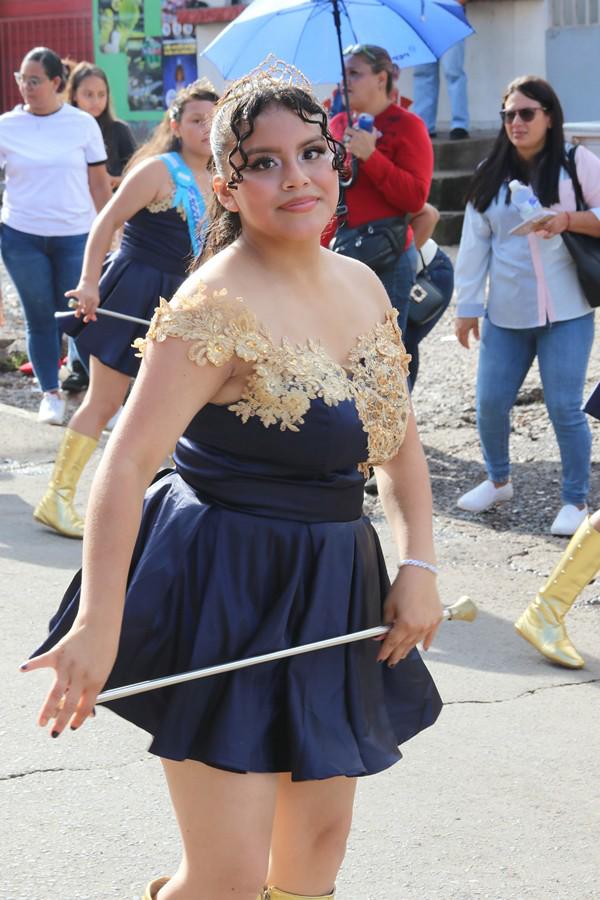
[428,169,472,210]
[432,131,497,172]
[433,211,465,246]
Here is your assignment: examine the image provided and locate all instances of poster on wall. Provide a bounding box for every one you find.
[98,0,145,54]
[127,35,164,111]
[163,38,198,108]
[161,2,203,40]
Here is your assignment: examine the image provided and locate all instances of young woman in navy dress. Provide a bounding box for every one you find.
[33,80,219,539]
[24,62,443,900]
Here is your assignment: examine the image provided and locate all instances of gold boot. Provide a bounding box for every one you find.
[142,877,170,899]
[515,517,600,668]
[264,887,335,899]
[33,428,98,539]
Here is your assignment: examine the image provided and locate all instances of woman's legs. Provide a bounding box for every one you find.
[1,225,61,392]
[34,357,131,538]
[536,313,594,508]
[48,232,88,377]
[475,318,536,485]
[267,774,356,896]
[158,759,278,900]
[69,355,131,438]
[378,242,418,336]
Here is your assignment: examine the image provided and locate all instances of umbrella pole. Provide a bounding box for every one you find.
[331,0,352,127]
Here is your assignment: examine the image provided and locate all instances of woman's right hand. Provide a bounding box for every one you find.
[455,316,480,349]
[65,282,101,323]
[20,620,119,736]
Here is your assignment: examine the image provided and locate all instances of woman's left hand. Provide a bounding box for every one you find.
[343,126,377,161]
[533,210,570,238]
[377,566,443,665]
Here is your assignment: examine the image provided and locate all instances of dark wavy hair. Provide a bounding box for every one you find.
[199,84,345,263]
[466,75,566,212]
[22,47,67,92]
[67,62,116,154]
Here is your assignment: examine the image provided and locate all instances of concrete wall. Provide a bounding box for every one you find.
[547,26,600,120]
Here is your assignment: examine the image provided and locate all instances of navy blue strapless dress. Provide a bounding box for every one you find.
[72,204,192,377]
[33,292,442,781]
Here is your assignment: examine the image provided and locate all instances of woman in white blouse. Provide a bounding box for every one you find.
[0,46,111,424]
[454,75,600,537]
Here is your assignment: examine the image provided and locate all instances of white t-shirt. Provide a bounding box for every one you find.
[0,104,107,236]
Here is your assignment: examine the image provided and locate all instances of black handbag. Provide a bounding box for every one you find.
[584,381,600,420]
[329,215,408,272]
[562,146,600,308]
[408,249,448,326]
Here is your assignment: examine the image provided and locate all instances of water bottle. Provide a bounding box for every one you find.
[509,180,561,249]
[356,113,374,133]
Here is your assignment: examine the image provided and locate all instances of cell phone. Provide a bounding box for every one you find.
[509,211,557,236]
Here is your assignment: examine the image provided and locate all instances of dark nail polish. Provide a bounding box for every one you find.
[51,730,60,738]
[19,663,28,671]
[70,725,78,731]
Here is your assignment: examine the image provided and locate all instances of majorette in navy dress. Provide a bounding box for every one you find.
[68,152,204,377]
[33,278,442,781]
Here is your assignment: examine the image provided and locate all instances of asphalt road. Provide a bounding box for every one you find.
[2,395,600,900]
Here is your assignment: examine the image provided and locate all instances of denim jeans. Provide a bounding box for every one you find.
[412,40,469,133]
[476,314,594,505]
[378,241,418,338]
[404,247,453,389]
[1,224,87,392]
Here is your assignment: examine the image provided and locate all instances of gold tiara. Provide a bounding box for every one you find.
[222,54,315,106]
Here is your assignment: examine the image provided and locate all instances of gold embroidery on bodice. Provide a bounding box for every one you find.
[134,283,411,474]
[146,186,186,221]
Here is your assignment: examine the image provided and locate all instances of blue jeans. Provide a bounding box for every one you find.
[412,40,469,133]
[476,314,594,505]
[378,242,418,338]
[1,224,87,392]
[404,247,453,389]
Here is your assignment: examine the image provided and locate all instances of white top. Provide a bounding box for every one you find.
[415,238,438,273]
[0,104,107,236]
[455,144,600,329]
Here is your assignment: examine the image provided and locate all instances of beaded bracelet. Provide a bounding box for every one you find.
[398,558,439,576]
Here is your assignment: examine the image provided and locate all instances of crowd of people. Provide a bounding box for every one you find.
[1,40,599,900]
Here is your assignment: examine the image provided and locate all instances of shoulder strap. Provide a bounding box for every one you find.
[158,151,180,181]
[158,152,207,256]
[566,145,588,211]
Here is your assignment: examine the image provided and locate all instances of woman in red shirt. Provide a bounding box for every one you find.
[326,45,433,335]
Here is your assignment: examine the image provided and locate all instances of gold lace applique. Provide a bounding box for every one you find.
[133,285,271,366]
[146,186,186,221]
[230,339,353,432]
[347,310,411,476]
[134,285,411,470]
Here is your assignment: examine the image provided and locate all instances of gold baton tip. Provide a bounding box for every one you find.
[445,596,477,622]
[67,298,78,309]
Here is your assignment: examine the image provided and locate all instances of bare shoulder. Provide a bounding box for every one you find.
[322,247,392,319]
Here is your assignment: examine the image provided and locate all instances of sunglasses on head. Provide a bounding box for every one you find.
[500,106,547,124]
[343,44,378,62]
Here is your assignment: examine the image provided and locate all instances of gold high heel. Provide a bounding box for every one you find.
[515,516,600,668]
[264,888,335,899]
[143,876,170,899]
[33,428,98,539]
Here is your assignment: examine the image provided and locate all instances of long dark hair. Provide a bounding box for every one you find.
[22,47,66,92]
[124,80,220,175]
[466,76,566,212]
[67,62,115,154]
[199,83,345,263]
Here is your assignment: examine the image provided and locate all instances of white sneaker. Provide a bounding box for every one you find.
[105,406,123,431]
[38,392,66,426]
[550,504,588,536]
[457,479,514,513]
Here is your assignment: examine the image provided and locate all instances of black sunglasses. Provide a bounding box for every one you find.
[500,106,547,124]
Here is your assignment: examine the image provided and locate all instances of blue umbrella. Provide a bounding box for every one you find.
[202,0,473,94]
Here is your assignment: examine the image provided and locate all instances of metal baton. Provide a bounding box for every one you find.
[96,596,477,705]
[54,308,151,327]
